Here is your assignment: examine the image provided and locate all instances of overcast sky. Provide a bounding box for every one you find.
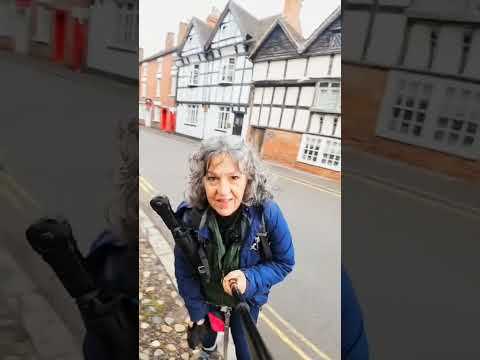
[139,0,340,58]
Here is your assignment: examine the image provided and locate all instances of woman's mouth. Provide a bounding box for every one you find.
[216,199,231,208]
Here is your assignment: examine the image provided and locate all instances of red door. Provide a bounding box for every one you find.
[161,109,167,130]
[169,112,176,133]
[54,10,66,62]
[72,19,86,71]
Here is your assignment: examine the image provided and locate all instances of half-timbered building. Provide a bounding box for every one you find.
[247,7,342,180]
[343,0,480,181]
[174,1,277,139]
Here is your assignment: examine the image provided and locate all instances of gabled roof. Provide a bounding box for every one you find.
[299,6,341,53]
[204,0,260,49]
[140,47,178,64]
[253,14,280,42]
[177,17,213,55]
[248,16,305,59]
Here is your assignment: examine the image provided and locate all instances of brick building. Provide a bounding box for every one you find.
[139,24,188,130]
[247,4,342,180]
[343,0,480,182]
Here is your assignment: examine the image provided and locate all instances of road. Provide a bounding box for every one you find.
[0,50,137,351]
[139,127,341,360]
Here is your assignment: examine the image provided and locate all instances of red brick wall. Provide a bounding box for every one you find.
[258,128,341,181]
[343,64,480,182]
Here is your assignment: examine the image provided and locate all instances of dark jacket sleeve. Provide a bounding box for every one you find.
[243,200,295,299]
[342,267,369,359]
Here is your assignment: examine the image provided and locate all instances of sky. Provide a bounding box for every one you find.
[139,0,340,58]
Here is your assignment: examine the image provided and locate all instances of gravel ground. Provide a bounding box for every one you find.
[139,236,196,360]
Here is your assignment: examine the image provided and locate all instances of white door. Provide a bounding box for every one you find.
[145,108,152,127]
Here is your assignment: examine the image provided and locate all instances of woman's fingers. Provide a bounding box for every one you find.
[223,270,247,295]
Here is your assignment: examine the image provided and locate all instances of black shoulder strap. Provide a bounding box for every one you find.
[258,205,272,262]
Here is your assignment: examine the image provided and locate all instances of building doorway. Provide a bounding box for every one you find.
[53,10,66,62]
[232,112,244,136]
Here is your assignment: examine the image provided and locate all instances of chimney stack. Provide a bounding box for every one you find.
[177,21,188,46]
[165,32,175,50]
[206,6,220,28]
[283,0,303,35]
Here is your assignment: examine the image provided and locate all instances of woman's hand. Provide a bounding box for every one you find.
[222,270,247,296]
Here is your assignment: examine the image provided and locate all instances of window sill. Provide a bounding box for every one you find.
[310,106,341,115]
[214,128,228,133]
[188,83,199,87]
[184,122,198,127]
[218,80,233,86]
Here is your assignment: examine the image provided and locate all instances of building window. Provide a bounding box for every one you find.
[330,32,341,48]
[314,82,341,112]
[33,6,51,43]
[156,79,161,97]
[298,135,341,171]
[186,105,199,125]
[143,63,148,76]
[220,57,235,83]
[141,81,147,97]
[189,64,200,86]
[377,71,480,159]
[217,107,232,130]
[111,1,138,51]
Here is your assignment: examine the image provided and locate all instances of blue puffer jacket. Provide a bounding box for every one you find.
[175,199,295,321]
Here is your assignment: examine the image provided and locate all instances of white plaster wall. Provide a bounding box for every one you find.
[342,10,370,61]
[298,86,315,107]
[252,62,268,81]
[267,61,286,80]
[320,115,335,136]
[285,59,307,80]
[366,13,406,66]
[240,86,249,104]
[243,69,252,83]
[432,26,464,75]
[273,87,285,104]
[331,54,341,78]
[263,87,274,105]
[269,107,282,127]
[250,106,261,125]
[309,113,322,133]
[307,56,330,78]
[285,87,299,105]
[87,1,137,79]
[293,109,310,132]
[259,107,270,126]
[253,88,263,104]
[281,109,295,129]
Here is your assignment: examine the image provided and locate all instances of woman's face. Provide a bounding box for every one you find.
[203,153,248,217]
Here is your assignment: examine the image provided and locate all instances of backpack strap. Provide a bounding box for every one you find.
[257,205,272,262]
[190,207,211,282]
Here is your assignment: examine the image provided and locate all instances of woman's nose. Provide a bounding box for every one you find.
[217,178,230,195]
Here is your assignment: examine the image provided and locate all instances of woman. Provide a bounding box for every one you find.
[174,135,295,360]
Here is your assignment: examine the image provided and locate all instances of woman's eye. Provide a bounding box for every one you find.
[207,176,217,181]
[231,176,240,181]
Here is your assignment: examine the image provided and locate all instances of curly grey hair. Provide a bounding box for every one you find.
[185,135,273,209]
